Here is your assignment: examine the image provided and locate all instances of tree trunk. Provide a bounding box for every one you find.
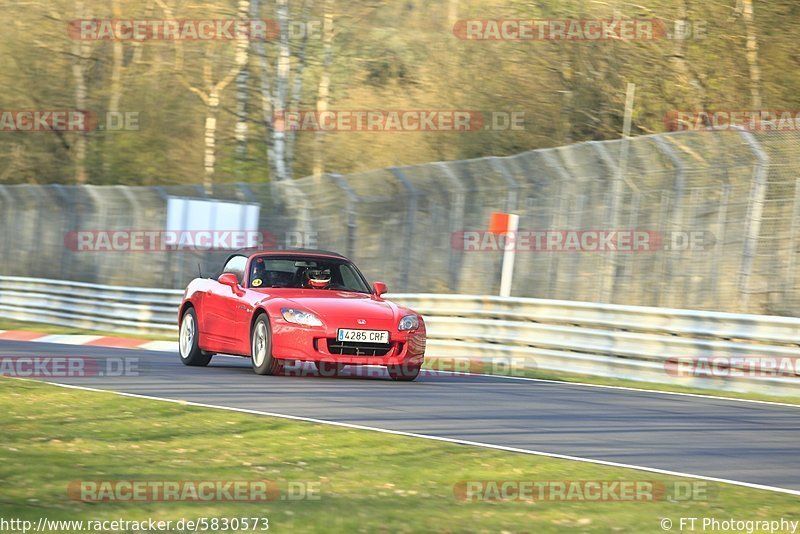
[234,0,251,162]
[71,0,89,184]
[668,0,707,128]
[203,90,220,193]
[252,0,278,181]
[272,0,291,181]
[313,0,334,182]
[741,0,762,109]
[286,0,312,177]
[448,0,459,28]
[103,0,124,181]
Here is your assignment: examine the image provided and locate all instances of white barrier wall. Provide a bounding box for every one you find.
[1,276,798,396]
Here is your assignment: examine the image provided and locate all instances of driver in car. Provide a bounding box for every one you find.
[304,268,332,289]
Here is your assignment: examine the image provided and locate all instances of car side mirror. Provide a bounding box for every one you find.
[373,282,388,297]
[218,273,241,292]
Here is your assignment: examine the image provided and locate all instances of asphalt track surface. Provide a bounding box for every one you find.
[2,339,799,494]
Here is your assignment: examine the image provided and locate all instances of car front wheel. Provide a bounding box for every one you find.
[179,308,212,367]
[251,314,282,375]
[387,363,421,381]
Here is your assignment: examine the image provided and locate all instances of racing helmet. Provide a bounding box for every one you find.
[306,268,331,289]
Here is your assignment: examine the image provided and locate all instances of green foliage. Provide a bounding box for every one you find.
[0,0,795,185]
[2,379,799,533]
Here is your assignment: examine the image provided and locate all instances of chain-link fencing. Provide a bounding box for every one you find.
[0,129,798,316]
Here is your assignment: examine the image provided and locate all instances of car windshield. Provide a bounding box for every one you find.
[248,256,371,293]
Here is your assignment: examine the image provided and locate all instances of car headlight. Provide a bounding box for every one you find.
[281,308,323,327]
[398,315,419,331]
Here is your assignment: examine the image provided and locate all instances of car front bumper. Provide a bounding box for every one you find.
[269,319,426,366]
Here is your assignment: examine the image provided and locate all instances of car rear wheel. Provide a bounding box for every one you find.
[315,361,345,377]
[179,308,212,367]
[387,363,421,381]
[251,314,282,375]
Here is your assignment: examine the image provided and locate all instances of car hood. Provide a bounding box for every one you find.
[253,289,401,321]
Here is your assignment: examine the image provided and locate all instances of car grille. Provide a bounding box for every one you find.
[326,339,392,356]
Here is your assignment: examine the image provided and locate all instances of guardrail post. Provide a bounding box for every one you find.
[117,185,147,284]
[273,179,314,244]
[153,186,179,288]
[235,182,260,248]
[27,186,48,275]
[738,130,769,310]
[0,186,11,276]
[235,182,257,203]
[436,162,466,292]
[329,173,359,259]
[543,150,572,299]
[592,141,622,303]
[488,156,519,212]
[785,175,800,300]
[51,184,77,281]
[388,167,418,292]
[653,136,686,306]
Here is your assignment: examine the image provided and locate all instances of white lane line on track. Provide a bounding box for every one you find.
[191,353,800,409]
[32,335,104,345]
[8,338,799,409]
[212,354,800,409]
[7,376,800,498]
[139,340,179,352]
[423,369,800,409]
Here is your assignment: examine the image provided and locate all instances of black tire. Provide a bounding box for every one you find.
[179,307,212,367]
[251,314,282,375]
[387,363,421,382]
[315,361,345,377]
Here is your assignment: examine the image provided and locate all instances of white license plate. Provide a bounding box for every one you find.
[337,329,390,344]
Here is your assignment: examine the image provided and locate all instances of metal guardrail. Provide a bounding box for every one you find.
[0,276,181,335]
[388,294,800,396]
[1,276,798,396]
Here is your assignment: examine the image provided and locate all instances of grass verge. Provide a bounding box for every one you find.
[0,378,798,533]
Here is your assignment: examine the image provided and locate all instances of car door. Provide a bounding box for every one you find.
[204,255,248,352]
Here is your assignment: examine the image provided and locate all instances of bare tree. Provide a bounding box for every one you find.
[100,0,125,180]
[668,0,708,119]
[313,0,333,181]
[251,0,276,181]
[71,0,91,184]
[234,0,252,161]
[252,0,313,182]
[271,0,291,182]
[740,0,762,109]
[285,0,312,177]
[157,0,250,191]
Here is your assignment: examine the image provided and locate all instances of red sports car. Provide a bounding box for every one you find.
[177,249,426,381]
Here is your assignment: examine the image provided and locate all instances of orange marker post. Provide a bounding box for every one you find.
[489,212,519,297]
